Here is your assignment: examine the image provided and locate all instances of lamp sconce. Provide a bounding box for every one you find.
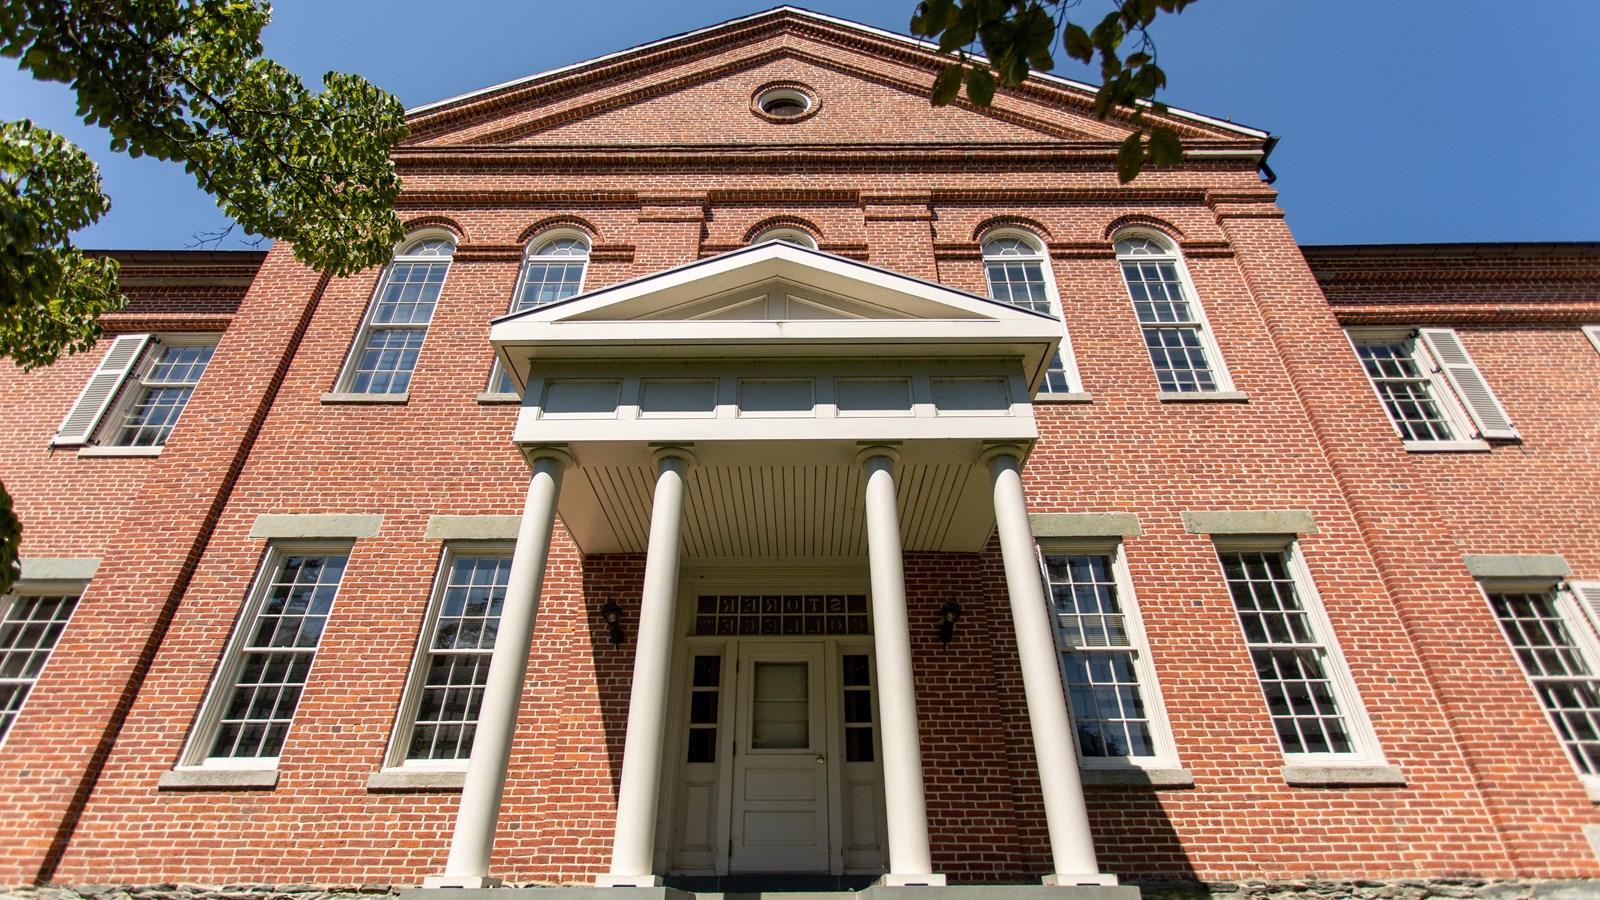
[939,600,963,648]
[600,599,625,646]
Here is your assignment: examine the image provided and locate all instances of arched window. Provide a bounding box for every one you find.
[982,233,1079,395]
[513,234,590,311]
[752,227,818,250]
[490,233,592,395]
[1115,232,1229,393]
[338,232,455,395]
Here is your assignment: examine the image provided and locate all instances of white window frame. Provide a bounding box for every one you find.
[1215,537,1387,767]
[1113,229,1233,395]
[1037,540,1179,770]
[0,582,84,750]
[1583,325,1600,356]
[334,230,456,396]
[1481,578,1600,799]
[980,229,1085,397]
[95,333,221,450]
[382,543,513,771]
[178,542,351,770]
[485,230,591,397]
[1344,327,1489,452]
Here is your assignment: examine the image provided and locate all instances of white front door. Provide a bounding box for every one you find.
[730,642,829,872]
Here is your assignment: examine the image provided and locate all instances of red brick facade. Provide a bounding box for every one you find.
[1,9,1598,891]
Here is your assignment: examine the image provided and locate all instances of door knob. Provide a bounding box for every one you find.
[816,754,825,764]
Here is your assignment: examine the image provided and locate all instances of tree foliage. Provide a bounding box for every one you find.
[0,0,412,594]
[911,0,1195,182]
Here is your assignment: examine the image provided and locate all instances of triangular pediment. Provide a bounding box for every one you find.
[406,8,1267,148]
[498,242,1046,326]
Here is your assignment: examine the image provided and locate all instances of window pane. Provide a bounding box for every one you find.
[0,594,80,740]
[111,343,216,447]
[1222,550,1354,756]
[1352,338,1457,442]
[1490,591,1600,775]
[1043,553,1155,758]
[751,661,809,749]
[408,555,511,761]
[207,554,345,759]
[982,243,1071,392]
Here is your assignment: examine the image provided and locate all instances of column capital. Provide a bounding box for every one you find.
[649,443,697,468]
[979,442,1029,467]
[521,444,575,468]
[855,442,902,467]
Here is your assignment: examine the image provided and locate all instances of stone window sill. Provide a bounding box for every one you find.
[322,391,409,404]
[1281,764,1406,787]
[1080,767,1194,787]
[158,768,278,791]
[1159,390,1248,403]
[476,392,520,405]
[77,445,163,458]
[1036,392,1093,404]
[366,768,466,792]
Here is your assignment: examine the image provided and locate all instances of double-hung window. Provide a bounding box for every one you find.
[489,234,589,395]
[387,550,512,767]
[338,235,454,396]
[0,588,81,744]
[1115,233,1231,393]
[1040,543,1176,768]
[1347,328,1518,449]
[1484,582,1600,791]
[982,233,1082,395]
[1217,542,1383,763]
[52,333,219,449]
[184,547,348,766]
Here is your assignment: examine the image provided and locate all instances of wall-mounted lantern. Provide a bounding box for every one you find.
[939,600,963,648]
[600,599,625,646]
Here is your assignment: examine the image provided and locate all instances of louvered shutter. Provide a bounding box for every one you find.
[1584,325,1600,356]
[51,334,150,446]
[1418,328,1519,440]
[1572,582,1600,635]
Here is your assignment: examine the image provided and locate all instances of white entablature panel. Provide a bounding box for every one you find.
[511,358,1037,447]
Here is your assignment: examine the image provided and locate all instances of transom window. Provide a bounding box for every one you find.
[752,227,818,249]
[340,234,455,395]
[1116,233,1227,393]
[1041,545,1174,766]
[1218,545,1376,761]
[197,549,349,763]
[0,591,80,743]
[982,233,1078,395]
[391,552,512,764]
[1487,588,1600,777]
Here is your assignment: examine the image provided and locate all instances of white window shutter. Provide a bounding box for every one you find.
[52,333,150,446]
[1571,583,1600,641]
[1418,328,1519,440]
[1584,325,1600,356]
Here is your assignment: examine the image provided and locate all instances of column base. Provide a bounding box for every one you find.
[1043,874,1120,887]
[594,875,665,888]
[421,876,503,889]
[879,874,948,887]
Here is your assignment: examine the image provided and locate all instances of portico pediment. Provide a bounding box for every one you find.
[490,241,1063,392]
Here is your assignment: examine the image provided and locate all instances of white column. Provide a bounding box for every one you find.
[426,447,571,889]
[984,444,1116,887]
[858,444,945,887]
[598,446,695,888]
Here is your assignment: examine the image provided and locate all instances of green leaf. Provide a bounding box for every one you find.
[1116,132,1145,184]
[932,63,965,106]
[1063,24,1093,63]
[966,65,996,107]
[1147,125,1184,167]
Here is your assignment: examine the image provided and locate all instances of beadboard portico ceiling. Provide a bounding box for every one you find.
[489,242,1062,555]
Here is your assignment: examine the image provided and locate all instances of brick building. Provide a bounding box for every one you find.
[2,8,1599,897]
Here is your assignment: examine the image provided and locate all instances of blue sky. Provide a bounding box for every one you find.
[4,1,1597,250]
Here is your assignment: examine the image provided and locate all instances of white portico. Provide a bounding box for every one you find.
[423,243,1115,890]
